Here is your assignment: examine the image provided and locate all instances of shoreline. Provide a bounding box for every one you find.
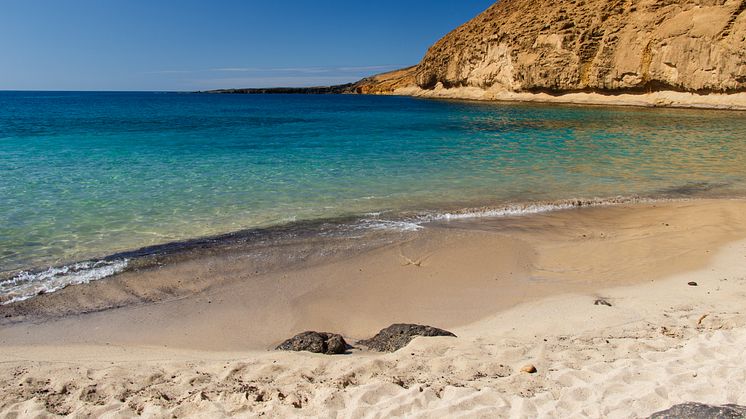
[2,198,746,346]
[392,86,746,111]
[4,194,738,307]
[0,199,745,416]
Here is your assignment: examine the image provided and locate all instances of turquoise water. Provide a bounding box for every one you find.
[2,91,746,296]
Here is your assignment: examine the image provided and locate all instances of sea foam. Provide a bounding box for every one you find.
[0,259,128,305]
[356,196,663,232]
[428,196,659,222]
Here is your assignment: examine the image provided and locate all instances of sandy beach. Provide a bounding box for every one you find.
[5,0,746,416]
[393,86,746,111]
[1,199,746,417]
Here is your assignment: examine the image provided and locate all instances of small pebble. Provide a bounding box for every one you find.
[521,364,537,374]
[688,281,698,287]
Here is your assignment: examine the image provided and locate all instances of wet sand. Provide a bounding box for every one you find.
[1,199,746,417]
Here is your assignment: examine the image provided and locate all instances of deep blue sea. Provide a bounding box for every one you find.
[2,91,746,302]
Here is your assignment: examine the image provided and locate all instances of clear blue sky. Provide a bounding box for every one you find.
[0,0,494,91]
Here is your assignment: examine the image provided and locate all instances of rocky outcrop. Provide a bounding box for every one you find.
[275,331,349,355]
[350,66,418,94]
[368,0,746,96]
[648,403,746,418]
[206,0,746,106]
[358,324,456,352]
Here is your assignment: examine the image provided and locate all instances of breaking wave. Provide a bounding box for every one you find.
[0,259,128,305]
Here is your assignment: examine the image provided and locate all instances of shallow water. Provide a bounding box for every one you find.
[2,91,746,300]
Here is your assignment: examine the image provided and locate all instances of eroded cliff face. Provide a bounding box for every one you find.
[380,0,746,94]
[351,66,418,94]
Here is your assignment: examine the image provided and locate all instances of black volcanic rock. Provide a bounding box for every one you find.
[275,331,350,355]
[648,403,746,419]
[359,324,456,352]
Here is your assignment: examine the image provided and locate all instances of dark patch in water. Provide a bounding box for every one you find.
[0,212,400,283]
[105,215,362,264]
[657,182,729,196]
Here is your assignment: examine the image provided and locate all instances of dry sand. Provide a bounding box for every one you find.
[394,85,746,111]
[1,199,746,417]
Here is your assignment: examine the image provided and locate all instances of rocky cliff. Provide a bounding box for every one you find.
[370,0,746,96]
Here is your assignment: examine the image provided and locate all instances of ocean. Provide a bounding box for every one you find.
[2,91,746,302]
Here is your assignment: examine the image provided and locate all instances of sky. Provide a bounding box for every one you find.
[0,0,495,91]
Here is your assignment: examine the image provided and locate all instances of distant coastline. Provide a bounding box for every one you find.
[200,81,746,110]
[200,66,746,110]
[198,83,357,95]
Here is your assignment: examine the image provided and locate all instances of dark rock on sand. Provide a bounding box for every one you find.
[276,331,350,355]
[688,282,699,287]
[594,299,612,307]
[648,403,746,419]
[325,334,348,355]
[359,324,456,352]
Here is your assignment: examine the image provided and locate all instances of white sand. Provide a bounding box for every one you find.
[1,201,746,417]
